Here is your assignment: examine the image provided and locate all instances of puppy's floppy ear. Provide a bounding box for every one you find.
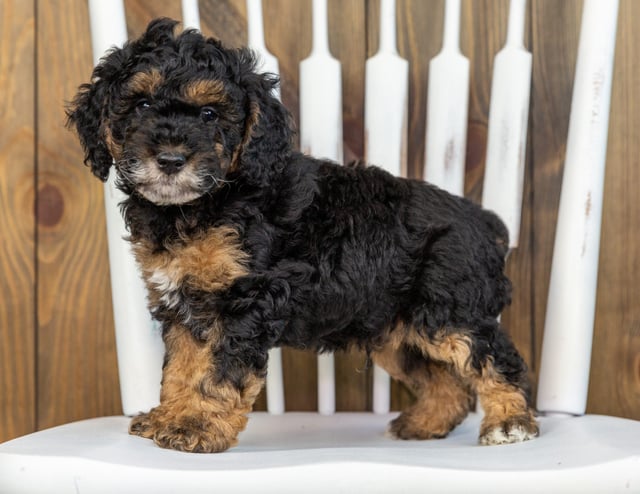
[66,76,116,182]
[232,50,294,185]
[67,19,181,182]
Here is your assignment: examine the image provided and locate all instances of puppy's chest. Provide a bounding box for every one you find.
[132,226,250,312]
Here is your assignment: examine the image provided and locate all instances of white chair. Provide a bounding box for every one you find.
[1,1,638,493]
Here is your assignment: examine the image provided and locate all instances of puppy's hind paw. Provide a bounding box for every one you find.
[479,415,539,445]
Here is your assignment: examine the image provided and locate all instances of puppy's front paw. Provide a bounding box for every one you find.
[129,406,239,453]
[129,411,155,439]
[479,414,539,445]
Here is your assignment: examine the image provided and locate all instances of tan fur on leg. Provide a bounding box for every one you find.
[129,325,264,453]
[372,337,474,440]
[376,325,537,445]
[475,363,539,445]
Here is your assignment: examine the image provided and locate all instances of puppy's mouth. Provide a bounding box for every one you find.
[117,155,222,206]
[137,179,203,205]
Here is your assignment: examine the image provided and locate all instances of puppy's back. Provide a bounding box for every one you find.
[296,158,512,327]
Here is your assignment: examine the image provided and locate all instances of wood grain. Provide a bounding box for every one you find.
[462,0,537,391]
[530,0,582,404]
[326,0,371,412]
[0,0,36,442]
[36,0,121,429]
[255,0,316,410]
[261,0,317,412]
[588,0,640,418]
[371,0,440,410]
[394,0,443,181]
[124,0,182,37]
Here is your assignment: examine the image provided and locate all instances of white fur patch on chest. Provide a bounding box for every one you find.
[148,267,182,309]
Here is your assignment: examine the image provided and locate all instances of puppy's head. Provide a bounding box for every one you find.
[67,18,292,205]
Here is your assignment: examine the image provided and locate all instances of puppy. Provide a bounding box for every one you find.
[68,18,538,453]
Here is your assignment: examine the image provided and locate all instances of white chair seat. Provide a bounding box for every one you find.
[1,412,638,493]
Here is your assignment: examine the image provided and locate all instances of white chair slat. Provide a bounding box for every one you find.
[181,0,201,30]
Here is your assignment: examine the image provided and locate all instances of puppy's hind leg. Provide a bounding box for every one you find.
[371,339,474,440]
[471,324,539,445]
[418,323,539,445]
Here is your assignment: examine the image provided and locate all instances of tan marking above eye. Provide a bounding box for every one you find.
[182,79,227,107]
[126,68,164,96]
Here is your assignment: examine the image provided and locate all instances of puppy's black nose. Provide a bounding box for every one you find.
[156,152,186,175]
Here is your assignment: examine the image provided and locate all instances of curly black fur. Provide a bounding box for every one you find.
[68,19,535,446]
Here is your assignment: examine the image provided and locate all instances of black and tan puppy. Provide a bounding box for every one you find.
[68,18,538,453]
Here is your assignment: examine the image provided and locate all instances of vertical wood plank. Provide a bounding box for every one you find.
[330,0,366,165]
[263,0,313,145]
[530,0,582,402]
[385,0,444,409]
[462,0,537,388]
[36,0,121,429]
[124,0,182,36]
[395,0,443,181]
[0,0,36,442]
[327,0,370,412]
[497,0,537,386]
[262,0,316,410]
[461,0,509,201]
[255,0,312,156]
[198,0,248,45]
[588,0,640,419]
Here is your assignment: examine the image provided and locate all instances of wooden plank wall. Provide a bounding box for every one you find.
[0,0,36,441]
[1,0,639,442]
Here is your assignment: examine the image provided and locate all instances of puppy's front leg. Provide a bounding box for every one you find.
[129,324,265,453]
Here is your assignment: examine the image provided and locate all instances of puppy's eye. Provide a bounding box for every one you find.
[136,99,151,112]
[200,106,217,123]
